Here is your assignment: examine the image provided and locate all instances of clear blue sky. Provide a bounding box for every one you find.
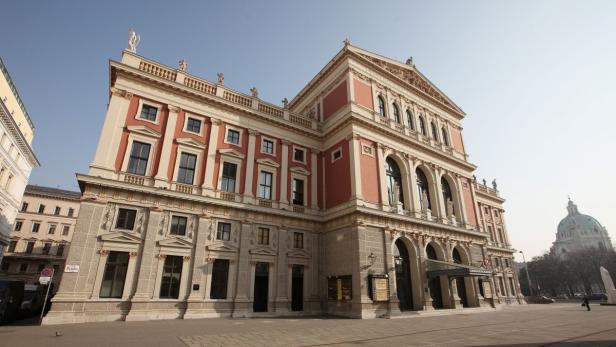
[2,0,615,259]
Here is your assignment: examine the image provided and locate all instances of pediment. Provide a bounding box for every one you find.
[249,247,277,256]
[287,249,310,259]
[218,148,245,159]
[176,137,207,150]
[289,166,310,176]
[157,237,194,248]
[99,231,142,244]
[127,125,162,138]
[350,47,464,115]
[257,158,280,168]
[207,242,239,253]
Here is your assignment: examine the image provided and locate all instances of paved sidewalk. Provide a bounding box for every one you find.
[0,304,614,347]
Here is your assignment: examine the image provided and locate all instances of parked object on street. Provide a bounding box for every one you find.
[589,293,607,301]
[20,284,44,317]
[0,280,25,323]
[527,295,556,304]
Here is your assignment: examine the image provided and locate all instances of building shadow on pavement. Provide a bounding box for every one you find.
[480,341,616,346]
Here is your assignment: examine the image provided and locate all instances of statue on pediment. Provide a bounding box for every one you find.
[217,73,225,85]
[127,29,140,53]
[178,59,187,72]
[492,179,498,190]
[250,87,258,98]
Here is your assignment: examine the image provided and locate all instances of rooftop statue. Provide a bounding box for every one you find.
[178,59,187,72]
[217,73,225,85]
[127,29,140,53]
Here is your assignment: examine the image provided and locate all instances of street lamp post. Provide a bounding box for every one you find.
[519,250,533,296]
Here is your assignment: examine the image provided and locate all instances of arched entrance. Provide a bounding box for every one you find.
[394,239,413,310]
[386,158,404,208]
[426,243,444,309]
[452,248,468,307]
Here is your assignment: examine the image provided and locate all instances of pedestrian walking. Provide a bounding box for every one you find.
[583,296,591,311]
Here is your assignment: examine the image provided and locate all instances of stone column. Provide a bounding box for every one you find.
[187,216,211,302]
[407,157,421,218]
[418,237,434,311]
[376,144,389,210]
[202,118,221,196]
[232,221,252,317]
[243,130,258,203]
[470,182,482,231]
[453,175,468,226]
[91,88,133,178]
[275,228,289,313]
[348,134,363,201]
[280,141,290,206]
[432,168,447,222]
[154,105,180,187]
[382,228,400,317]
[131,210,163,301]
[122,252,140,300]
[310,149,319,210]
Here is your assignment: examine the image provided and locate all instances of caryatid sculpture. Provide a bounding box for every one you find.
[127,29,140,53]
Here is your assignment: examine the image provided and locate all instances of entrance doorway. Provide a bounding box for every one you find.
[426,244,444,309]
[253,262,269,312]
[291,265,304,311]
[394,239,413,310]
[456,277,468,307]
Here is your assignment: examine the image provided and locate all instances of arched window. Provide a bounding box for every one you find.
[419,116,427,136]
[452,248,462,264]
[416,168,431,211]
[392,103,400,123]
[441,127,449,146]
[431,121,439,141]
[406,110,414,130]
[441,177,454,217]
[386,157,405,208]
[378,96,386,117]
[426,244,438,260]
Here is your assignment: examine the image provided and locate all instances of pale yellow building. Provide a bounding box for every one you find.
[1,185,80,291]
[0,58,40,263]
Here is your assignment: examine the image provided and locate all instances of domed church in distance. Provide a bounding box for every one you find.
[553,199,613,256]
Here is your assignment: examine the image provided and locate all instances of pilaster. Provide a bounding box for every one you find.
[376,143,389,210]
[310,149,319,210]
[348,134,363,201]
[154,105,180,187]
[280,141,290,206]
[202,118,221,196]
[243,129,258,203]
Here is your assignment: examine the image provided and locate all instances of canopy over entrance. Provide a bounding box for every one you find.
[426,259,492,278]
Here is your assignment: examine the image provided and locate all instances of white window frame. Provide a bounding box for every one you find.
[260,136,277,156]
[135,99,162,125]
[183,114,205,136]
[290,172,308,207]
[361,144,374,157]
[256,164,277,200]
[330,146,343,163]
[47,223,57,235]
[292,145,307,164]
[172,145,202,186]
[121,133,157,176]
[223,125,242,147]
[31,222,41,233]
[217,156,243,193]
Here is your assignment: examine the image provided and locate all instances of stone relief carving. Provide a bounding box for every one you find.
[134,208,145,234]
[101,203,116,231]
[158,211,169,235]
[187,215,196,239]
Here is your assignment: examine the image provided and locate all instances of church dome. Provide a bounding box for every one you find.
[554,199,612,254]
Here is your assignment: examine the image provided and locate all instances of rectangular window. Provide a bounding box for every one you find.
[160,255,183,299]
[21,202,28,212]
[48,225,56,235]
[216,222,231,241]
[210,259,229,299]
[226,129,240,145]
[293,232,304,249]
[257,227,269,245]
[177,152,197,185]
[25,241,34,254]
[8,240,16,253]
[14,221,22,231]
[139,104,158,122]
[32,222,40,233]
[19,263,28,273]
[54,206,61,215]
[68,208,75,217]
[115,208,137,230]
[56,244,65,257]
[38,204,45,214]
[42,243,51,255]
[62,225,70,236]
[332,148,342,162]
[127,141,151,176]
[99,251,129,298]
[186,117,201,134]
[292,178,304,206]
[170,216,188,236]
[220,162,237,193]
[293,148,305,163]
[261,139,274,154]
[258,171,273,200]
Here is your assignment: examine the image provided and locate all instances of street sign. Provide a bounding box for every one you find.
[39,267,53,284]
[64,264,79,273]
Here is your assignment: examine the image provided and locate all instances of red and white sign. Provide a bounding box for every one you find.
[39,267,54,284]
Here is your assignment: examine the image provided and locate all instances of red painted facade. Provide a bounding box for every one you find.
[324,139,351,208]
[212,123,248,192]
[359,139,379,204]
[451,127,465,154]
[461,177,477,226]
[353,78,373,110]
[252,134,282,200]
[322,80,348,121]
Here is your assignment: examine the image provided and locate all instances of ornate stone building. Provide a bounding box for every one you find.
[553,199,612,256]
[0,57,40,263]
[43,38,523,324]
[0,185,81,292]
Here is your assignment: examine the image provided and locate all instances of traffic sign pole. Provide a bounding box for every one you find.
[39,267,55,325]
